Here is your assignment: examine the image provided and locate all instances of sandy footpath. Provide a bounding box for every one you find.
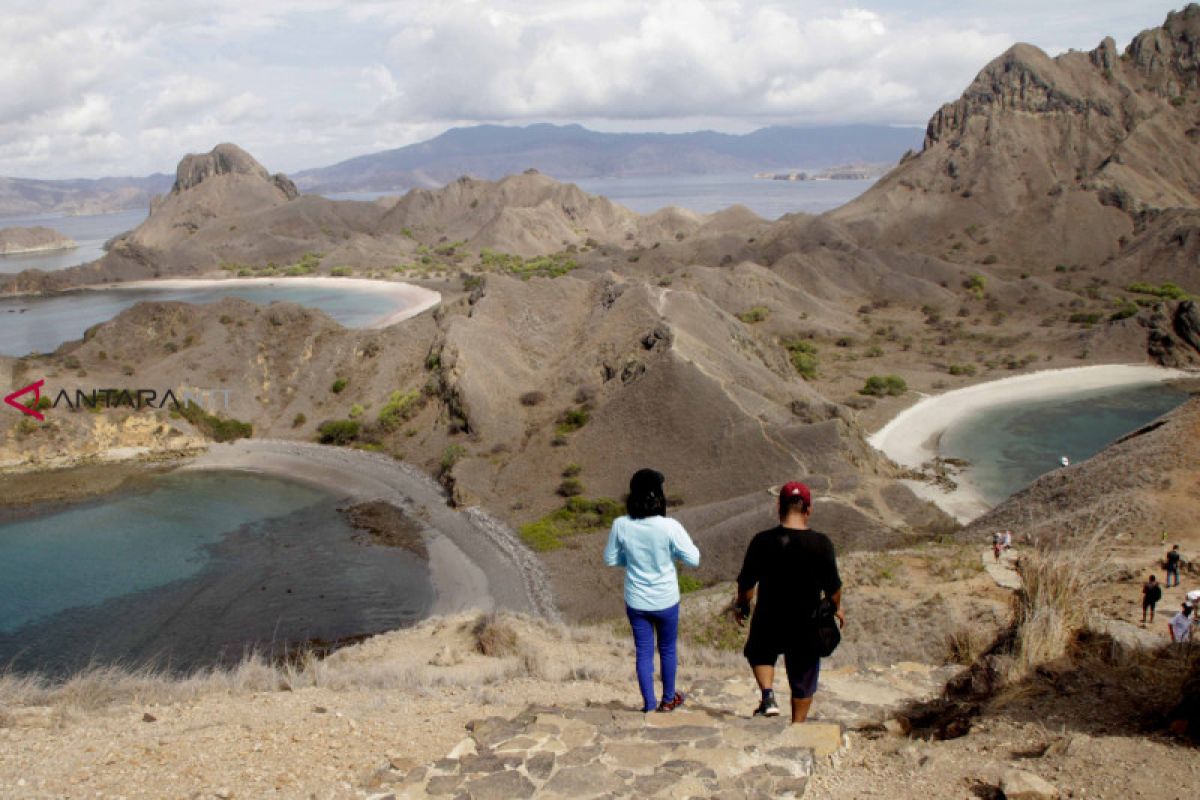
[180,439,558,621]
[87,276,442,328]
[869,364,1192,522]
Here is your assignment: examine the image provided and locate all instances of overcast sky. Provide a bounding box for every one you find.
[0,1,1184,179]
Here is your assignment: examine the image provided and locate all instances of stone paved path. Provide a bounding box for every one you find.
[373,664,958,799]
[981,548,1022,591]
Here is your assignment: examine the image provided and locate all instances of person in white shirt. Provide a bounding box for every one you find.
[1169,603,1194,644]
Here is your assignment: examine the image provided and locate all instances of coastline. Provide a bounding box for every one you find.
[178,439,557,621]
[88,276,442,328]
[868,364,1192,523]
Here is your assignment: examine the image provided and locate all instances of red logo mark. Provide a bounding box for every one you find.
[4,379,45,420]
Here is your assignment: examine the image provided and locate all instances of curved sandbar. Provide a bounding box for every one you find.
[868,364,1191,522]
[179,439,558,621]
[88,276,442,328]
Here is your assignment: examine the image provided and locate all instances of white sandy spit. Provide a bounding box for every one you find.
[88,276,441,328]
[869,364,1191,523]
[180,439,558,621]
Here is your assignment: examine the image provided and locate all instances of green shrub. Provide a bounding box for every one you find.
[292,413,306,428]
[518,497,623,552]
[555,407,590,435]
[330,266,352,277]
[178,401,253,443]
[1067,312,1102,325]
[737,306,769,324]
[331,378,348,394]
[981,254,999,265]
[948,364,977,376]
[479,248,579,279]
[784,338,819,380]
[860,375,907,397]
[1171,96,1186,107]
[678,574,704,594]
[440,444,467,475]
[317,419,360,445]
[1127,281,1189,300]
[378,389,422,431]
[562,463,582,478]
[1109,302,1138,321]
[348,403,364,419]
[557,478,584,497]
[964,273,986,299]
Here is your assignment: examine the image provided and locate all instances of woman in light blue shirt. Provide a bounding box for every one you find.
[604,468,700,712]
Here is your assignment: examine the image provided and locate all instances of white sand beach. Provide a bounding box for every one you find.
[869,364,1192,522]
[90,276,442,328]
[180,439,557,620]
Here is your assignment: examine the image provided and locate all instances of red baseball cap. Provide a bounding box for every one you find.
[779,481,811,506]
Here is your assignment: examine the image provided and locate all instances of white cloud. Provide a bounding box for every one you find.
[0,0,1185,178]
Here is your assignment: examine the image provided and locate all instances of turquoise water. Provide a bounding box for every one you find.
[0,282,405,356]
[939,383,1191,505]
[0,471,432,673]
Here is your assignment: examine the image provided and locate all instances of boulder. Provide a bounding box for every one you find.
[1001,768,1060,800]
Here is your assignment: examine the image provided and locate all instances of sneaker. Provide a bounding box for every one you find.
[753,695,781,717]
[657,692,685,713]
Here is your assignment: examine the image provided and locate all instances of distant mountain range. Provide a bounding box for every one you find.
[0,123,921,217]
[0,174,172,218]
[292,123,923,193]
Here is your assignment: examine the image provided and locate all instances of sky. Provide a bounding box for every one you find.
[0,1,1185,179]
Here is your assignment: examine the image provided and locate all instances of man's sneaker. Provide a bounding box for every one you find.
[753,695,781,717]
[657,692,685,713]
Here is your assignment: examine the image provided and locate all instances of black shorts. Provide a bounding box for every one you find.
[744,637,821,699]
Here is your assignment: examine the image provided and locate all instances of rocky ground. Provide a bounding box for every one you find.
[1,538,1195,799]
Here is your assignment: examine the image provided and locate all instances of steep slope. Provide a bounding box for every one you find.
[828,5,1200,273]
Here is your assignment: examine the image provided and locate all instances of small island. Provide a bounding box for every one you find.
[0,225,78,255]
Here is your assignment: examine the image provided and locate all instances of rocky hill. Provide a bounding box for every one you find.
[829,4,1200,279]
[0,226,76,255]
[294,123,922,193]
[3,6,1199,623]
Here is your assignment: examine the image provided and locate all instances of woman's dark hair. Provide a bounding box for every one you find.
[627,468,667,519]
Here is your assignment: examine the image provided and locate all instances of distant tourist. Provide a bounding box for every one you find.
[992,532,1003,562]
[1141,575,1162,625]
[1060,456,1070,468]
[733,482,843,724]
[1002,530,1013,551]
[603,468,700,713]
[1166,544,1182,588]
[1169,602,1194,644]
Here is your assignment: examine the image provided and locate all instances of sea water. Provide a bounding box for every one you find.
[326,173,877,220]
[0,471,432,673]
[0,282,406,356]
[0,208,148,274]
[939,383,1190,506]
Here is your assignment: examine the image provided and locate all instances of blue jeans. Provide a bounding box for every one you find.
[1166,566,1179,587]
[626,603,679,712]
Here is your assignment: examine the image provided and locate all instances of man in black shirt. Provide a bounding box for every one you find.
[734,481,843,723]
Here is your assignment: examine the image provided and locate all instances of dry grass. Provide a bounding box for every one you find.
[473,614,520,657]
[944,626,991,666]
[0,610,762,720]
[1008,527,1111,681]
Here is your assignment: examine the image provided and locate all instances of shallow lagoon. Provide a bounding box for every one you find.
[0,471,432,673]
[939,382,1190,506]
